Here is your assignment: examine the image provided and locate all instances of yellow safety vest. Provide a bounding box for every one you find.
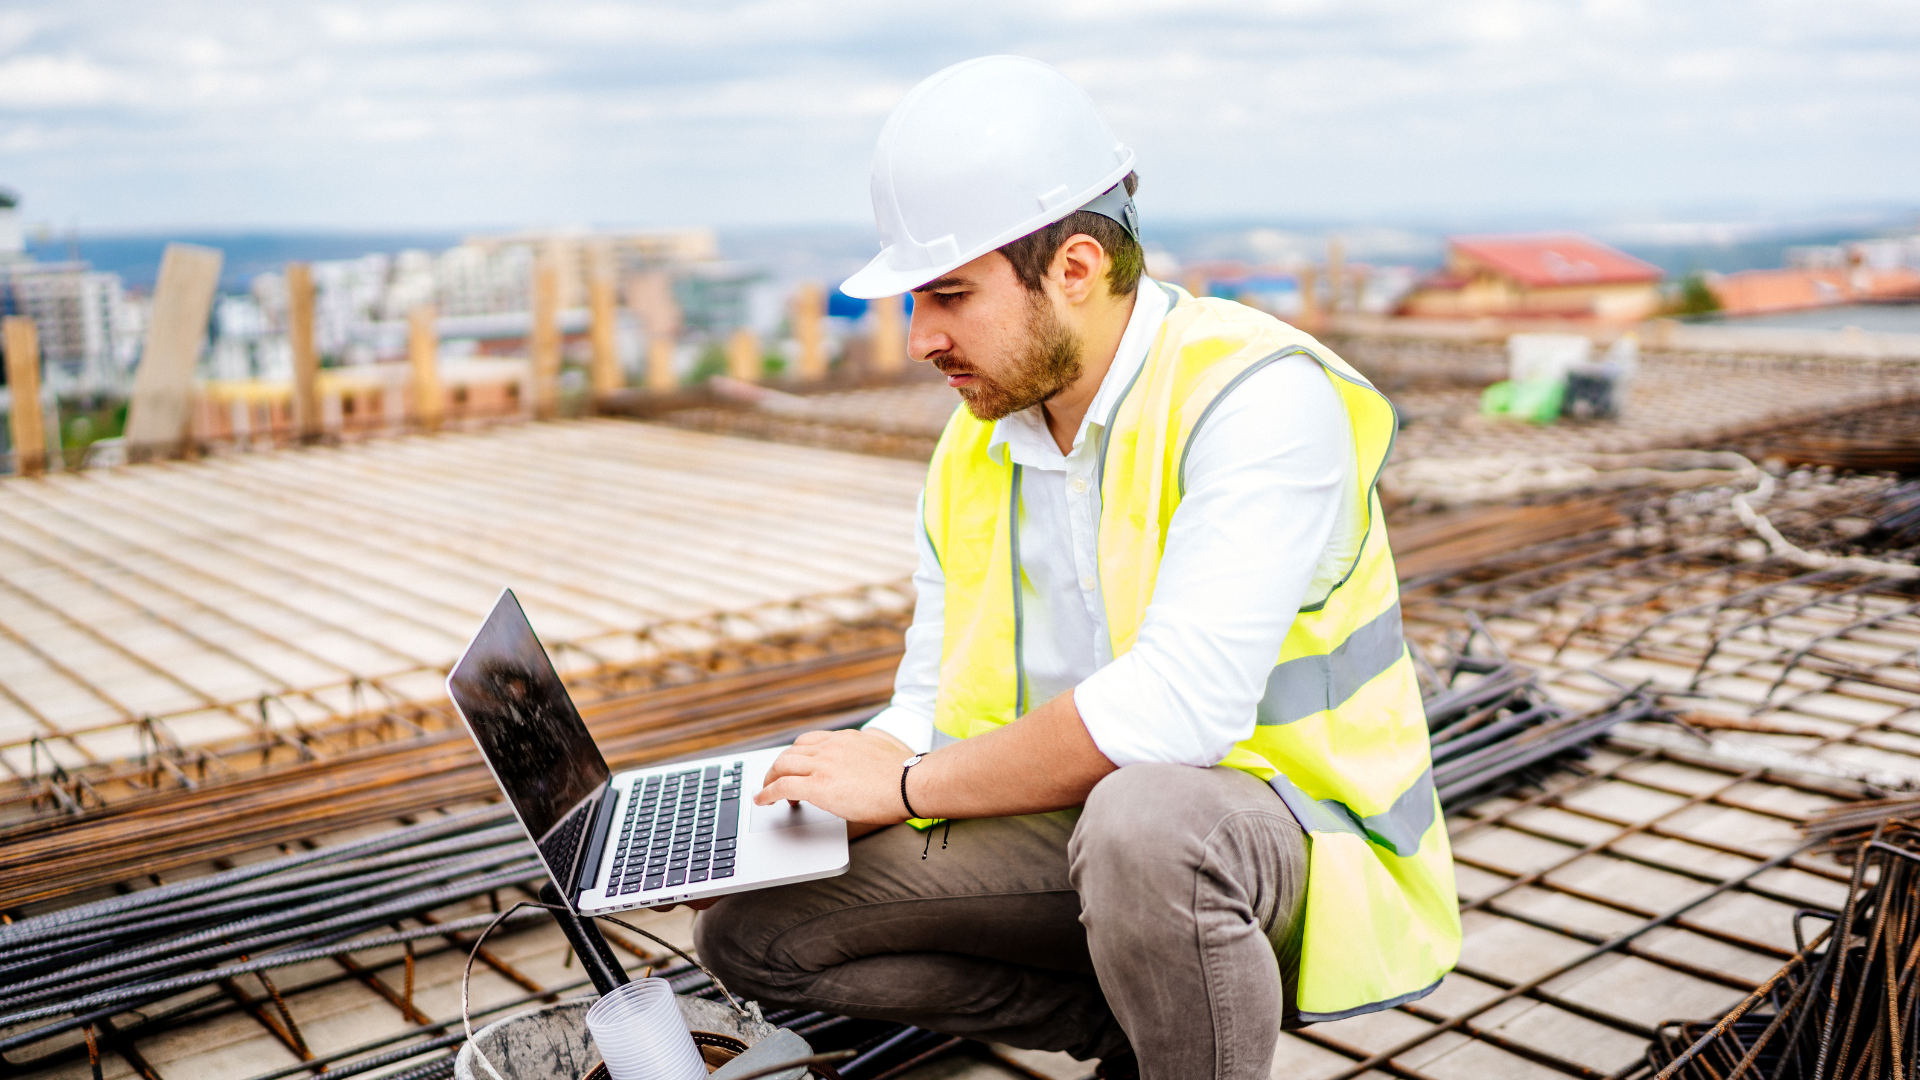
[920,282,1459,1022]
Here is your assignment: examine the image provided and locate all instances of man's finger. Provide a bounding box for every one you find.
[794,730,834,746]
[761,749,820,787]
[755,775,808,805]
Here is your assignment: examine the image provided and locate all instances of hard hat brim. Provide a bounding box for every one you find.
[839,254,941,301]
[839,156,1136,301]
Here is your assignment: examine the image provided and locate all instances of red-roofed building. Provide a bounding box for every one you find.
[1709,266,1920,316]
[1400,234,1664,322]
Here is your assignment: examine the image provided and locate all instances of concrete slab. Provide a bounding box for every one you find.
[1494,884,1648,937]
[1750,865,1853,910]
[1607,832,1758,881]
[1416,1034,1571,1080]
[1613,759,1732,796]
[1661,803,1807,855]
[1453,827,1581,877]
[1683,891,1802,953]
[1476,998,1650,1074]
[1543,953,1744,1028]
[1505,805,1626,846]
[986,1044,1092,1079]
[1269,1032,1393,1080]
[1308,1006,1442,1059]
[1717,781,1838,820]
[1452,862,1513,904]
[1636,925,1787,985]
[1460,912,1595,983]
[1553,781,1691,824]
[1545,852,1712,910]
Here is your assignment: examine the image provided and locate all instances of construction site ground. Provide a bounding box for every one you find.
[5,338,1920,1080]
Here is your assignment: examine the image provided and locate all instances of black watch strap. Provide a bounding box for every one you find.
[900,754,926,819]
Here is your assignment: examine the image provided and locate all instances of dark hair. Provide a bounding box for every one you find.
[998,172,1142,298]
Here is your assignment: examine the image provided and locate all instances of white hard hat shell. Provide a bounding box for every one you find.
[840,56,1135,300]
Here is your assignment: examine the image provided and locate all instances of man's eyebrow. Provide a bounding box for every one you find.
[914,275,970,292]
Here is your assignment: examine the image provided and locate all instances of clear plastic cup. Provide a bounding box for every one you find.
[584,978,707,1080]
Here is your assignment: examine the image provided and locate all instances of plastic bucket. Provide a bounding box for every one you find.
[453,995,783,1080]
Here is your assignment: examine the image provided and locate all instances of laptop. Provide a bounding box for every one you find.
[447,589,849,914]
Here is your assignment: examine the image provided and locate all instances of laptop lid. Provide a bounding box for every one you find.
[447,589,610,895]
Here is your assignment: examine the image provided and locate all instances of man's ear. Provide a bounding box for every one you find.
[1051,234,1108,305]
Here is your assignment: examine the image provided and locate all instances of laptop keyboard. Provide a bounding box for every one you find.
[540,804,589,884]
[608,761,743,895]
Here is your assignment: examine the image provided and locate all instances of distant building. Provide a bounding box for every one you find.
[0,188,132,396]
[4,265,128,394]
[1399,234,1663,322]
[1708,265,1920,316]
[1713,236,1920,315]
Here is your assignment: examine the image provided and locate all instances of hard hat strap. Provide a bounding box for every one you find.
[1076,183,1141,245]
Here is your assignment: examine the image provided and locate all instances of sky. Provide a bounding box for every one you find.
[2,0,1917,233]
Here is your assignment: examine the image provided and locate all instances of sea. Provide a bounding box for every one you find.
[25,231,465,291]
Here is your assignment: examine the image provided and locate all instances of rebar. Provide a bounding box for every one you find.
[1422,639,1668,812]
[0,643,903,911]
[1637,821,1920,1080]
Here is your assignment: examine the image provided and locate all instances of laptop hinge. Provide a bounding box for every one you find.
[574,778,619,897]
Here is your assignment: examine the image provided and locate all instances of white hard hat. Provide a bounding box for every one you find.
[839,56,1137,300]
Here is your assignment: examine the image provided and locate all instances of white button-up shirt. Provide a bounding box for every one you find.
[865,282,1355,768]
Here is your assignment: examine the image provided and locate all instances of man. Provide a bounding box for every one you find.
[695,56,1459,1080]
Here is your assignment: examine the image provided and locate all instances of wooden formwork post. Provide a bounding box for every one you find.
[408,305,443,432]
[4,317,45,476]
[530,254,561,419]
[870,293,906,375]
[1296,264,1318,331]
[286,262,321,443]
[126,243,224,460]
[626,273,681,393]
[647,335,677,392]
[587,244,622,398]
[792,281,826,382]
[726,327,761,382]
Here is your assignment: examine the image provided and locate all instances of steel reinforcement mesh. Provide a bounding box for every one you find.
[8,469,1919,1080]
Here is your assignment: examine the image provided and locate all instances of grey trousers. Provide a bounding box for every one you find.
[694,764,1308,1080]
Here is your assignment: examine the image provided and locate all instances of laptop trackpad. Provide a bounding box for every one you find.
[751,801,840,833]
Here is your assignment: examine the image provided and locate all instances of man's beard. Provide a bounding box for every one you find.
[943,295,1084,422]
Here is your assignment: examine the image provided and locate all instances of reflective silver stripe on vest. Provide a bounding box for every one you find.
[1267,768,1436,858]
[1255,601,1407,726]
[930,728,961,750]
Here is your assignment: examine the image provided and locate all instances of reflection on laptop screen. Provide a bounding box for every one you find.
[449,591,610,870]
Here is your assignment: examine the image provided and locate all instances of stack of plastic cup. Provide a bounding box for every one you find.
[584,978,708,1080]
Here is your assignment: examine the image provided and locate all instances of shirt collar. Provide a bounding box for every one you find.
[986,278,1172,466]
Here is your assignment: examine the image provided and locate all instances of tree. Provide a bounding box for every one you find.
[1672,273,1721,317]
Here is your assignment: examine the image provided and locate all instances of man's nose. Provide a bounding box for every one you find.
[907,304,946,363]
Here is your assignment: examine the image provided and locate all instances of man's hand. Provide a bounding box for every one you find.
[756,729,915,825]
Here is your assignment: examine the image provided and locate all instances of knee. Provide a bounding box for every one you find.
[1071,764,1212,883]
[691,896,768,991]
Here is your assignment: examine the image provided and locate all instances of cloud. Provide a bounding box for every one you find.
[0,0,1914,230]
[0,54,133,107]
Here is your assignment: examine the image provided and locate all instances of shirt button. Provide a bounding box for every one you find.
[1069,477,1088,494]
[1080,574,1097,591]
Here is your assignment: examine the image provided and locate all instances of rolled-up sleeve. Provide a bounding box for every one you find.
[1073,356,1352,768]
[862,492,942,754]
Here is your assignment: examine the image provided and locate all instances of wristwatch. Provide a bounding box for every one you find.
[900,754,926,819]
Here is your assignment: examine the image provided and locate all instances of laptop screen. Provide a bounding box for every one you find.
[448,590,610,877]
